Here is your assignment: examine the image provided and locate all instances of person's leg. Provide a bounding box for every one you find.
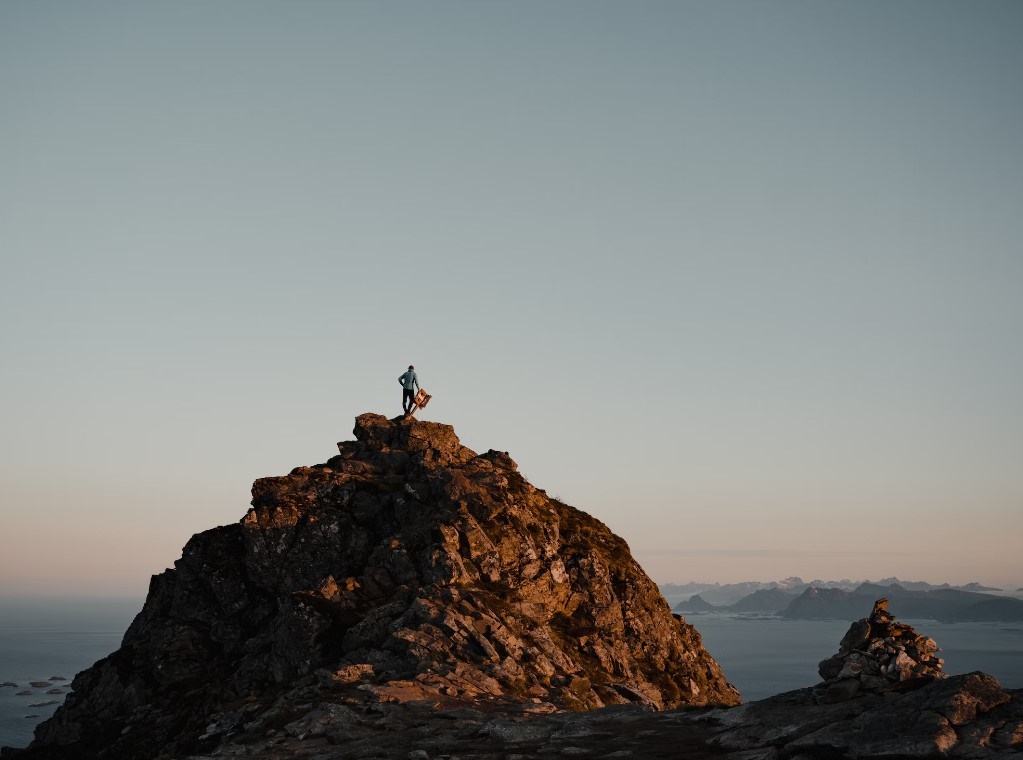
[403,388,414,413]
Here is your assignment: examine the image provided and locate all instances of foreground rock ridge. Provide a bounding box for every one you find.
[14,580,1021,760]
[23,413,739,759]
[697,604,1022,759]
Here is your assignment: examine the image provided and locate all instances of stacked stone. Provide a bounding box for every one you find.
[816,597,947,702]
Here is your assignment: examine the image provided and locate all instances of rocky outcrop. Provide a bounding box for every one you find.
[815,597,947,702]
[15,417,1017,760]
[694,603,1023,759]
[190,695,731,760]
[22,413,739,759]
[19,648,1019,760]
[699,672,1022,759]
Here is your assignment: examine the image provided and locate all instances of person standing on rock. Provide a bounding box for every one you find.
[399,365,419,415]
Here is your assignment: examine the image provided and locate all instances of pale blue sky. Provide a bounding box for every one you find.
[2,1,1021,595]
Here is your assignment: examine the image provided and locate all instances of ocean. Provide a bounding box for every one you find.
[1,600,1021,750]
[689,612,1023,700]
[0,596,140,750]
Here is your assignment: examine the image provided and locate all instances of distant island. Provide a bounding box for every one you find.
[662,577,1023,621]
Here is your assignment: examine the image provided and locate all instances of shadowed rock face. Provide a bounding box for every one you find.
[699,672,1022,759]
[27,413,739,759]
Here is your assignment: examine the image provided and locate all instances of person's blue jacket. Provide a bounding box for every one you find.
[399,369,419,391]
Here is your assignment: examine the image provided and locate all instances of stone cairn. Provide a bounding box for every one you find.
[815,597,947,702]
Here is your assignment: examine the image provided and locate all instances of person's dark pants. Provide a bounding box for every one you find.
[403,388,415,413]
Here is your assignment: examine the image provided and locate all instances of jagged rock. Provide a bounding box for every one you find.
[686,601,1023,759]
[169,676,1010,760]
[281,702,358,740]
[204,701,728,759]
[816,597,947,700]
[18,420,1014,760]
[698,672,1022,759]
[21,413,739,759]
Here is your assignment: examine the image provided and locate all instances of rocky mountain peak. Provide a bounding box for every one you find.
[25,414,739,759]
[350,412,475,465]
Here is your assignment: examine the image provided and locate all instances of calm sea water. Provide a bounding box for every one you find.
[2,601,1021,748]
[0,596,140,749]
[691,612,1023,700]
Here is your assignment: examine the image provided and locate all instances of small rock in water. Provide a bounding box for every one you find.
[16,690,33,696]
[29,701,60,707]
[46,689,65,694]
[29,681,53,688]
[48,676,67,681]
[25,714,40,719]
[1,681,18,688]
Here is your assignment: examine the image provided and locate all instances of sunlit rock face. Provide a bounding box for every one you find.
[28,413,739,759]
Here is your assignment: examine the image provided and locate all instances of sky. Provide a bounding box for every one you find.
[1,1,1021,598]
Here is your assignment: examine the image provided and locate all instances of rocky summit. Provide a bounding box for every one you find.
[18,414,739,759]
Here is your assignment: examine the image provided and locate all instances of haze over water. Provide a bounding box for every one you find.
[1,2,1021,598]
[2,596,1021,749]
[0,597,138,749]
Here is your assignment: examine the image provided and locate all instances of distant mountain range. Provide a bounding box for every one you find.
[666,579,1023,622]
[660,577,1005,607]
